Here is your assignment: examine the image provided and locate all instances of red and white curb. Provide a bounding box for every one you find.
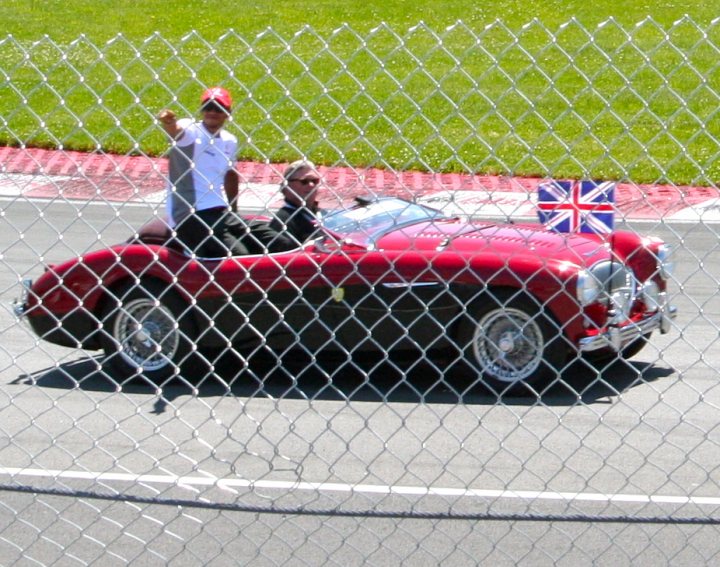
[1,147,718,221]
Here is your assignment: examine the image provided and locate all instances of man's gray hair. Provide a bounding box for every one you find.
[283,159,316,183]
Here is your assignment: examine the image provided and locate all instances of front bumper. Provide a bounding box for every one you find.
[578,300,677,352]
[13,278,32,319]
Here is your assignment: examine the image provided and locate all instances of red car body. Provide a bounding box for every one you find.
[16,197,676,391]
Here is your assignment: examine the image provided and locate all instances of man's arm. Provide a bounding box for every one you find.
[224,169,239,212]
[157,109,183,139]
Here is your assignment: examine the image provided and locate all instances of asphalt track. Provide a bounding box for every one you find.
[2,147,720,564]
[2,146,719,221]
[1,199,718,564]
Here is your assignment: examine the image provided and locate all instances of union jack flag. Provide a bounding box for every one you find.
[537,180,616,234]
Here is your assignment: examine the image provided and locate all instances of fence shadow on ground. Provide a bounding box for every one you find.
[12,348,674,413]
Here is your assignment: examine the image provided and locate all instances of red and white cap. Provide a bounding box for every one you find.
[201,87,232,110]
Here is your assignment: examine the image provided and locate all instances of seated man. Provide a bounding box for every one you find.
[269,160,323,246]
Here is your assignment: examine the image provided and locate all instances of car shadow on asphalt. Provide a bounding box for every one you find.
[12,349,675,413]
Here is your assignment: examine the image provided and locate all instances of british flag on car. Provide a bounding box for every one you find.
[537,180,616,234]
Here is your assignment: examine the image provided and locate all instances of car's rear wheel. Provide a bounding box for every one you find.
[100,280,197,382]
[457,290,566,394]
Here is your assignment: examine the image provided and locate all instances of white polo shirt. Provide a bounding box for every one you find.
[166,118,238,227]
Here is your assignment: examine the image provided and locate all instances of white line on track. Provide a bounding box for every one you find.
[2,467,719,507]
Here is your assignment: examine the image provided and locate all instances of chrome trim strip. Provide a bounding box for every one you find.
[381,281,442,289]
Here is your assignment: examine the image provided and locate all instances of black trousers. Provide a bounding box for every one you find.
[175,208,248,257]
[224,214,296,254]
[175,209,296,257]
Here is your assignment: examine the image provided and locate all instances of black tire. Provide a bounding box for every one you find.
[100,280,198,382]
[456,290,566,394]
[583,333,652,366]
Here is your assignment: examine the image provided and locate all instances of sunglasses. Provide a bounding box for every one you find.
[288,177,320,186]
[201,102,230,114]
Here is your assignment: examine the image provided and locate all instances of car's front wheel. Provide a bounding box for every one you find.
[100,280,197,382]
[457,290,566,393]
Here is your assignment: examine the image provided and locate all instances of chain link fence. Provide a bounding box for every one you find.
[1,19,720,565]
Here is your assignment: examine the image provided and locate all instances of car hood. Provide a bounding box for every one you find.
[375,219,610,265]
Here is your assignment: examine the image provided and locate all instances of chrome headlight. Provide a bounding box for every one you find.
[576,269,602,305]
[577,260,636,322]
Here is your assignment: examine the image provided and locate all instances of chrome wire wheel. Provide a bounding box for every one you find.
[101,281,196,381]
[457,290,566,392]
[112,297,179,373]
[472,307,545,384]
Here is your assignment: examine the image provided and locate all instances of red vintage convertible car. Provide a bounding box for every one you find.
[15,197,676,392]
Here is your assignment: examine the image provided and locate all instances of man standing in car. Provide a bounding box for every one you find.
[157,87,247,256]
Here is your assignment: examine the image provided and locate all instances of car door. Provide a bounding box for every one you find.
[224,250,348,352]
[326,247,459,354]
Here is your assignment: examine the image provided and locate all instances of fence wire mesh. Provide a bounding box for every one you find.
[1,19,720,566]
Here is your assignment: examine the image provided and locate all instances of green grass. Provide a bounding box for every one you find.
[2,1,719,185]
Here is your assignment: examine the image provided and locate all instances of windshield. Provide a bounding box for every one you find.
[321,198,448,244]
